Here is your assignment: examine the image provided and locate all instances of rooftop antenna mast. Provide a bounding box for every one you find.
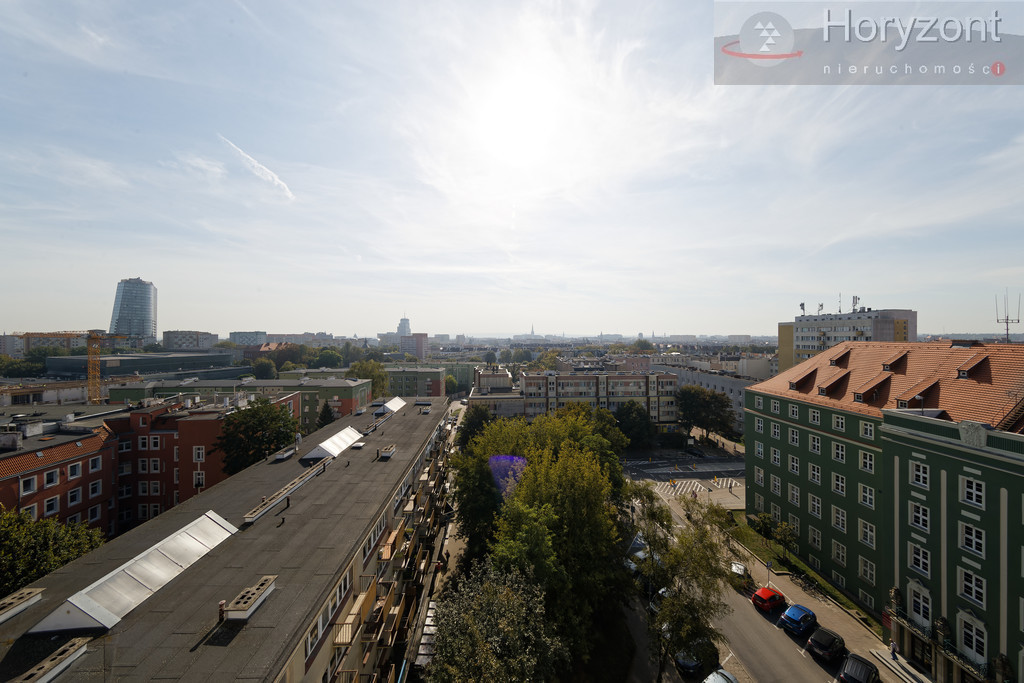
[996,289,1020,343]
[838,292,842,314]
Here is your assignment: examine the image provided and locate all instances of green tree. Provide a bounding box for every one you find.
[142,343,164,352]
[25,345,68,364]
[491,498,568,596]
[444,374,458,395]
[214,340,239,349]
[316,401,336,430]
[314,348,344,368]
[483,350,497,364]
[614,400,656,450]
[511,348,533,363]
[428,560,565,683]
[450,444,505,561]
[340,341,363,366]
[675,385,737,441]
[0,507,105,597]
[215,398,299,474]
[773,521,797,561]
[627,338,655,354]
[457,404,493,450]
[499,349,512,363]
[345,360,389,399]
[252,356,278,379]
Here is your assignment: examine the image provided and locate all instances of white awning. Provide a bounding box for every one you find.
[301,426,363,461]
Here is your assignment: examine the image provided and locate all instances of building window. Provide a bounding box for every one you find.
[809,463,821,485]
[960,617,986,662]
[788,484,800,506]
[833,540,847,566]
[832,442,846,463]
[910,502,929,532]
[860,421,874,439]
[910,543,930,577]
[809,434,820,454]
[832,506,847,533]
[771,399,780,414]
[788,514,800,534]
[859,451,874,473]
[769,503,781,522]
[859,520,875,548]
[89,456,102,472]
[910,585,931,623]
[118,462,132,476]
[809,409,820,425]
[754,467,764,486]
[173,446,179,461]
[788,428,799,447]
[119,440,131,453]
[833,415,845,431]
[193,446,205,462]
[771,448,781,466]
[754,396,763,409]
[44,496,59,516]
[809,494,821,518]
[771,423,780,439]
[68,487,82,506]
[770,475,781,495]
[789,455,799,475]
[67,462,81,479]
[88,505,100,522]
[89,480,102,498]
[754,417,764,433]
[911,461,929,489]
[150,435,160,450]
[789,405,799,419]
[139,459,149,474]
[139,505,149,520]
[139,481,148,496]
[151,458,160,473]
[21,477,36,495]
[151,481,160,495]
[960,569,985,606]
[859,484,875,509]
[754,493,764,511]
[150,504,160,518]
[118,484,132,498]
[961,523,984,557]
[961,477,984,509]
[859,557,876,585]
[67,513,81,524]
[809,526,821,550]
[755,442,764,458]
[174,468,179,484]
[44,469,59,488]
[194,471,206,488]
[832,473,846,496]
[138,436,148,451]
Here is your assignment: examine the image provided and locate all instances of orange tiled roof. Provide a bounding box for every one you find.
[0,426,112,480]
[751,341,1024,429]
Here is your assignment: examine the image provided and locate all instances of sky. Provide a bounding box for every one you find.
[2,0,1023,339]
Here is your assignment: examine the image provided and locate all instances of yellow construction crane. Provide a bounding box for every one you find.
[19,331,128,404]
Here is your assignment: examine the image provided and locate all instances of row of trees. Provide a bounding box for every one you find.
[0,506,106,597]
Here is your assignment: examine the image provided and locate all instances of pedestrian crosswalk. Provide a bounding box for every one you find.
[653,478,743,497]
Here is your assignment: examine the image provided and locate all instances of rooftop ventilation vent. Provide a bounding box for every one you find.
[223,575,277,622]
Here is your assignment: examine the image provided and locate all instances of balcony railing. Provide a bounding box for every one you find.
[890,608,988,680]
[889,607,931,640]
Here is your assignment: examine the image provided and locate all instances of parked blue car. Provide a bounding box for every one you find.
[777,604,817,637]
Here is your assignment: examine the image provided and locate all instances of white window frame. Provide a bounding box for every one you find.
[859,556,876,585]
[809,525,821,550]
[859,519,875,548]
[809,409,820,425]
[860,450,874,473]
[788,455,799,475]
[151,481,160,496]
[754,417,763,433]
[771,422,780,439]
[88,504,100,522]
[754,493,764,511]
[139,481,148,496]
[151,458,160,473]
[68,487,82,506]
[859,484,875,509]
[755,442,764,458]
[67,462,81,479]
[833,414,845,431]
[960,522,984,557]
[961,477,985,509]
[44,469,59,488]
[910,502,929,532]
[789,405,799,419]
[911,460,930,489]
[194,470,206,488]
[771,399,780,414]
[832,442,846,463]
[193,446,205,462]
[770,474,781,496]
[770,448,781,466]
[809,494,821,518]
[20,477,36,495]
[860,421,874,439]
[139,459,149,474]
[754,396,763,409]
[959,568,986,606]
[754,467,764,486]
[788,483,800,506]
[788,428,799,447]
[910,543,931,577]
[138,436,148,451]
[832,505,847,533]
[89,480,102,498]
[44,496,59,516]
[832,540,847,566]
[809,434,820,454]
[832,473,846,496]
[910,584,931,624]
[959,614,987,663]
[809,463,821,485]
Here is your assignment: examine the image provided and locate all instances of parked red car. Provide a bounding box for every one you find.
[751,586,786,613]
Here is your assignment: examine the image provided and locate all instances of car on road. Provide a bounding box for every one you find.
[838,653,880,683]
[777,604,817,637]
[673,639,719,676]
[751,586,786,613]
[806,626,845,661]
[701,670,740,683]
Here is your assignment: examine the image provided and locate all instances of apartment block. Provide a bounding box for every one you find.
[745,340,1024,683]
[778,307,918,372]
[521,371,678,430]
[162,330,218,350]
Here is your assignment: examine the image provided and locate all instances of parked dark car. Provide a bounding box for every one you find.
[673,639,719,676]
[806,626,845,661]
[777,604,817,637]
[751,586,786,613]
[838,653,880,683]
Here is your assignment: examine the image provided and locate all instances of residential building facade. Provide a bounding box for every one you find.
[108,277,158,344]
[745,340,1024,683]
[161,330,218,350]
[777,307,917,372]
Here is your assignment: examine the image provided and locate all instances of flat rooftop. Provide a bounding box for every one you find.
[0,396,450,681]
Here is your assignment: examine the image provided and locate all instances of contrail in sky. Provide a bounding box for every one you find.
[218,134,295,200]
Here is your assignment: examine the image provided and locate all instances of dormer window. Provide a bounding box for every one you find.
[958,370,968,379]
[898,400,908,409]
[883,364,891,371]
[854,393,863,403]
[818,388,827,396]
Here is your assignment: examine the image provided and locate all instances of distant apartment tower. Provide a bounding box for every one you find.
[397,316,412,337]
[400,332,428,359]
[109,277,158,343]
[778,307,917,372]
[228,331,268,346]
[162,330,218,350]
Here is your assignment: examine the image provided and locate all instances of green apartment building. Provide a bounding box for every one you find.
[746,341,1024,683]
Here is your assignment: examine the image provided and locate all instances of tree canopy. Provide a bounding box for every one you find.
[316,401,335,430]
[675,385,737,441]
[614,400,656,450]
[216,398,299,474]
[483,351,497,364]
[252,356,278,379]
[345,359,389,399]
[444,374,458,395]
[0,507,105,597]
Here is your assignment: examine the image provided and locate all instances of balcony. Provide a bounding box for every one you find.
[362,580,396,645]
[889,608,988,680]
[889,607,931,640]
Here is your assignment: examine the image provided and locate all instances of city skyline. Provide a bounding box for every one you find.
[1,2,1022,336]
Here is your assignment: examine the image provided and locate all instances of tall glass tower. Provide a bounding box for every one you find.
[109,277,158,343]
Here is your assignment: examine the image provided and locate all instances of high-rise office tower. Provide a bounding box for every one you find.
[397,317,411,337]
[109,277,158,343]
